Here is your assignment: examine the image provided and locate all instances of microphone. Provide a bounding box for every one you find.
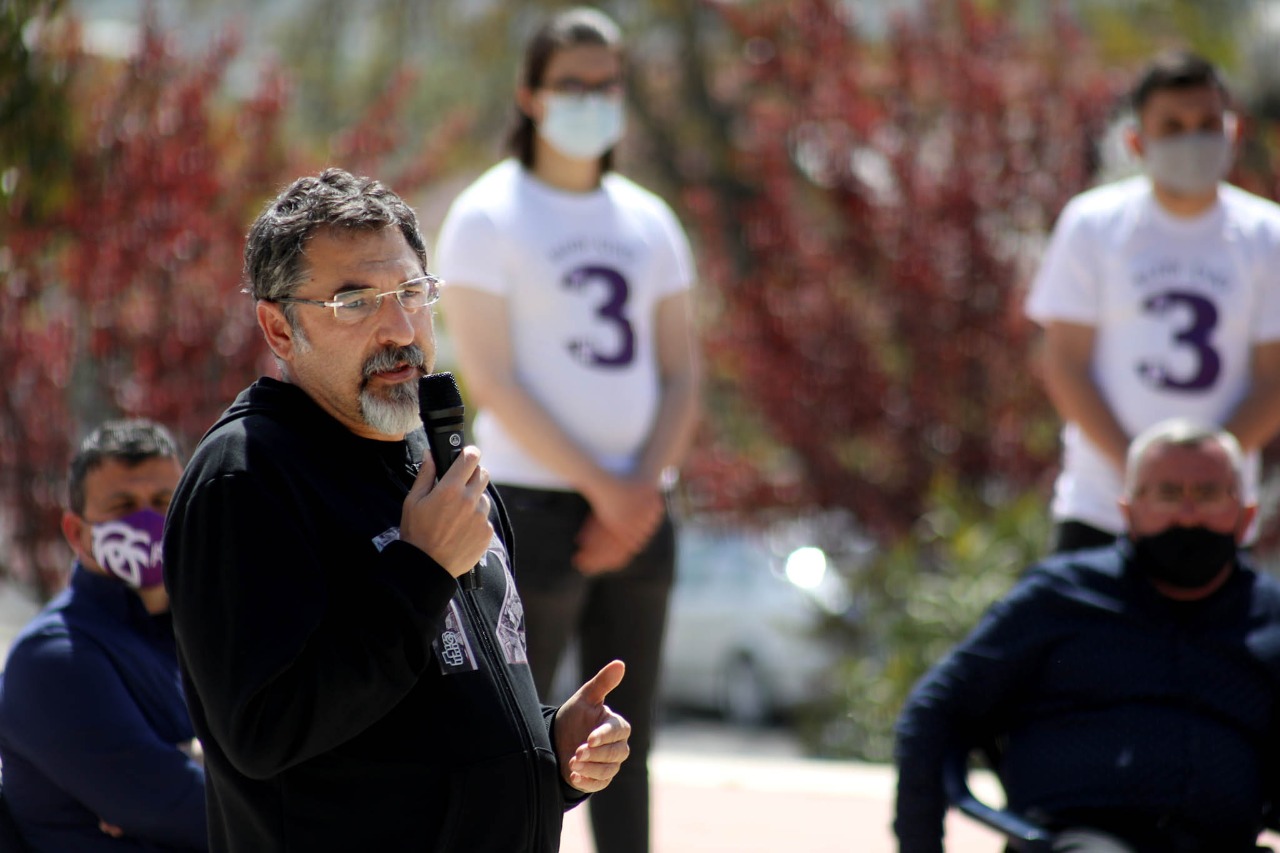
[418,372,481,590]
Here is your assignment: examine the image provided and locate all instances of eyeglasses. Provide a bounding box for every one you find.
[1135,482,1239,512]
[268,275,441,325]
[541,77,623,98]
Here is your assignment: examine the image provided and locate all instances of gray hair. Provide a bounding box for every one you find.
[1123,418,1244,495]
[243,168,428,318]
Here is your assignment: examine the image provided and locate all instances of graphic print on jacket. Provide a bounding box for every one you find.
[374,525,528,673]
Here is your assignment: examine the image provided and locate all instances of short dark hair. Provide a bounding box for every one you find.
[68,419,182,515]
[506,6,624,172]
[243,168,428,318]
[1131,50,1228,114]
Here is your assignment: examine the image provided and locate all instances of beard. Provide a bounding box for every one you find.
[359,344,425,436]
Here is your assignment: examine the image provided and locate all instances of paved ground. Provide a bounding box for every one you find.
[562,720,1280,852]
[559,720,1006,853]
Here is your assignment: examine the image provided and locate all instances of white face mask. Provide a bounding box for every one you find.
[537,93,625,161]
[1141,130,1233,196]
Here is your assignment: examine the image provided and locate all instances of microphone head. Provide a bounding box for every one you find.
[419,372,463,419]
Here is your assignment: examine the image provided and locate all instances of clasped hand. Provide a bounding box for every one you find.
[574,478,664,576]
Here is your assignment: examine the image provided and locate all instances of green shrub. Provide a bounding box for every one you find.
[799,479,1051,761]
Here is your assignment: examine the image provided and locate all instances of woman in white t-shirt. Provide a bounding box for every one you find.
[435,8,700,852]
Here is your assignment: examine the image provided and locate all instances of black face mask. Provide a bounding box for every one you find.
[1131,526,1237,590]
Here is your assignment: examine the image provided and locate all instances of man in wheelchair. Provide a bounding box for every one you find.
[894,418,1280,853]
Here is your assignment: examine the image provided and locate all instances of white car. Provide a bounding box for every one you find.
[659,524,853,725]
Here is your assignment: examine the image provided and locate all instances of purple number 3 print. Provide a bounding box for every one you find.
[563,265,636,368]
[1137,290,1221,391]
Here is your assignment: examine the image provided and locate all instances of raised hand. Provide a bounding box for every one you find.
[554,660,632,793]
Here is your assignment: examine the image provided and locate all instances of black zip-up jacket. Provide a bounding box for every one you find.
[164,378,581,852]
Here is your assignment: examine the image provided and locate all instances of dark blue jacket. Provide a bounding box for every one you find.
[895,542,1280,853]
[0,565,207,851]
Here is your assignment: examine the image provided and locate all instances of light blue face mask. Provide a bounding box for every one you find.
[1142,130,1232,196]
[538,93,625,161]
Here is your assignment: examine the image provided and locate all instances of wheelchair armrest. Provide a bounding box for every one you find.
[1265,801,1280,833]
[942,747,1055,853]
[0,789,30,853]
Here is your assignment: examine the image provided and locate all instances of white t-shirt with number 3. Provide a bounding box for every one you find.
[434,159,695,490]
[1026,175,1280,533]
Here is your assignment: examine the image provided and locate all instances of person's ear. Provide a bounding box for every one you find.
[516,85,542,123]
[257,301,296,362]
[1236,503,1259,544]
[1225,111,1242,146]
[61,510,91,563]
[1118,496,1134,533]
[1124,121,1144,160]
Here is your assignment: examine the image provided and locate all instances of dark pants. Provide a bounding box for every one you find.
[1050,520,1118,555]
[499,484,675,853]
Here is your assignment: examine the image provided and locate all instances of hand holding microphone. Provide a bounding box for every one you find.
[399,372,491,587]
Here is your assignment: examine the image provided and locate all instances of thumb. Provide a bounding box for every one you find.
[580,659,625,705]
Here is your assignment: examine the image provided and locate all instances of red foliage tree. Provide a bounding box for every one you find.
[0,13,466,597]
[662,0,1125,543]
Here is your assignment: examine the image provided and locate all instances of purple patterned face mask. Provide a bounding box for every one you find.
[90,508,166,589]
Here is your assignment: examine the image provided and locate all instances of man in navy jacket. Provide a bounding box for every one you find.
[895,418,1280,852]
[0,419,207,851]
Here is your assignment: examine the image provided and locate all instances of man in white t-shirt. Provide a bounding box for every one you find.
[1027,50,1280,552]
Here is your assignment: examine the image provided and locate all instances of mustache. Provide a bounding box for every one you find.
[362,344,426,379]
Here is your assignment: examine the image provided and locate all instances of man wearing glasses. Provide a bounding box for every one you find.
[894,418,1280,852]
[163,168,631,852]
